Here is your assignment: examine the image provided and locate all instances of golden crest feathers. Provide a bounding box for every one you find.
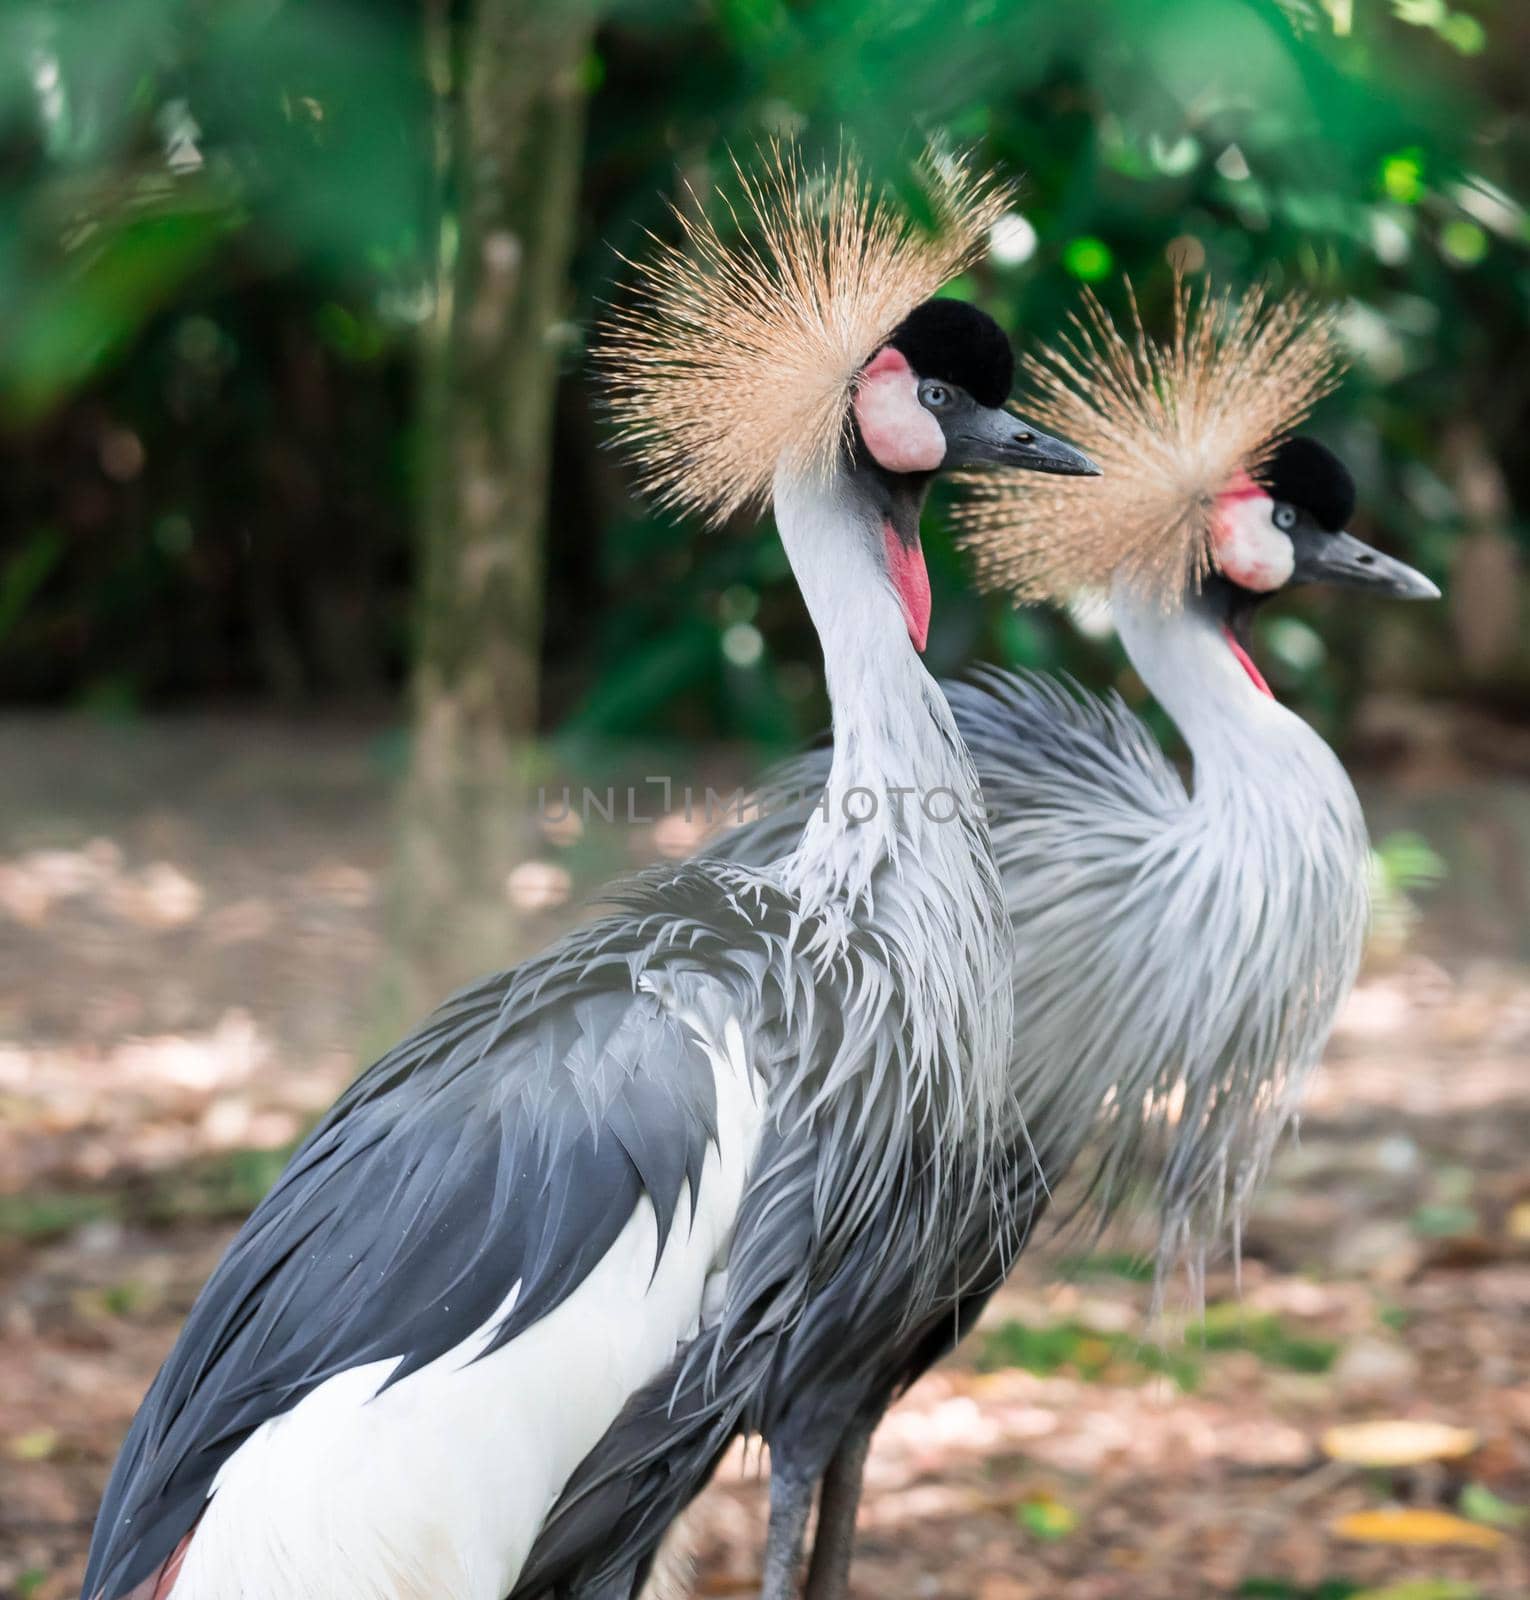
[955,279,1342,602]
[596,142,1013,526]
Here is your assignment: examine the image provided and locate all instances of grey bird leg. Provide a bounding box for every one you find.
[802,1419,875,1600]
[759,1466,816,1600]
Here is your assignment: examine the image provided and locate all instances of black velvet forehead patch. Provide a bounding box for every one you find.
[886,299,1014,409]
[1257,435,1356,532]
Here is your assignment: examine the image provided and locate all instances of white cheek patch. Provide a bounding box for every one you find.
[1211,490,1294,592]
[854,346,946,473]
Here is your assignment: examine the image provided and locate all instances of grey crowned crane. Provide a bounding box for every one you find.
[549,286,1439,1600]
[81,147,1096,1600]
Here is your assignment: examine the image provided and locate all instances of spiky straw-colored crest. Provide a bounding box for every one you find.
[956,279,1341,603]
[597,143,1013,526]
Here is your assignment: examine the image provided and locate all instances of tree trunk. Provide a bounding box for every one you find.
[385,0,592,1026]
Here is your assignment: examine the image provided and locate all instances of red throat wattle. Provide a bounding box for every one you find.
[883,522,931,652]
[1222,624,1274,699]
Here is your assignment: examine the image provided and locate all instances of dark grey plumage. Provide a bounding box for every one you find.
[85,865,791,1599]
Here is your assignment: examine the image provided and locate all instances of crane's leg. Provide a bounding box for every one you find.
[758,1465,815,1600]
[802,1417,875,1600]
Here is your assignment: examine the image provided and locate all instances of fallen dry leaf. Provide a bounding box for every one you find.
[1321,1419,1479,1467]
[7,1425,60,1461]
[1333,1507,1505,1550]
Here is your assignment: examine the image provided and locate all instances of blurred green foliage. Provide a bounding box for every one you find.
[0,1144,295,1244]
[977,1315,1201,1387]
[976,1300,1336,1389]
[1188,1302,1339,1371]
[0,0,1526,751]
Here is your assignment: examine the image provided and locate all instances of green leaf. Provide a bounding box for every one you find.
[7,1427,60,1461]
[1410,1202,1478,1239]
[0,1190,115,1242]
[978,1318,1200,1390]
[1351,1583,1478,1599]
[3,202,238,419]
[1191,1306,1338,1373]
[1372,832,1447,893]
[1459,1482,1528,1530]
[1440,218,1488,265]
[1060,1251,1156,1283]
[1439,14,1486,55]
[0,528,64,647]
[1239,1579,1363,1599]
[1016,1492,1078,1541]
[1379,149,1425,204]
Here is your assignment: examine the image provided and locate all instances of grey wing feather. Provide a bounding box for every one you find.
[516,1106,1048,1599]
[511,1122,818,1598]
[947,666,1183,820]
[83,913,728,1600]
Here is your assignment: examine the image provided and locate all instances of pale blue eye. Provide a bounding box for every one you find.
[1273,504,1297,531]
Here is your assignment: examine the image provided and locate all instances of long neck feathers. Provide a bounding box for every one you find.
[1006,581,1370,1288]
[769,462,1016,1163]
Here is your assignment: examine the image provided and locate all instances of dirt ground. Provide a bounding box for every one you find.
[1,716,1528,1600]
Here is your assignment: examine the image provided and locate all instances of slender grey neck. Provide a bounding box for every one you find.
[1109,574,1343,801]
[769,455,1015,1159]
[773,461,980,914]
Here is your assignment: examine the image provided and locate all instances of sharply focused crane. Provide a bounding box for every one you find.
[541,285,1440,1600]
[81,146,1096,1600]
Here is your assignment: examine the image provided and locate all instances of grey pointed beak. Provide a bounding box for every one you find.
[1294,528,1440,601]
[950,406,1101,477]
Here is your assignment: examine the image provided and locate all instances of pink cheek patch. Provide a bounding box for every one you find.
[1211,481,1294,593]
[854,346,946,473]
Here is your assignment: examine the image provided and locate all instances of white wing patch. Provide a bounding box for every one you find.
[170,1007,763,1600]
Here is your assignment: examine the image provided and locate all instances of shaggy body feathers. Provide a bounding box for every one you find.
[514,467,1017,1599]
